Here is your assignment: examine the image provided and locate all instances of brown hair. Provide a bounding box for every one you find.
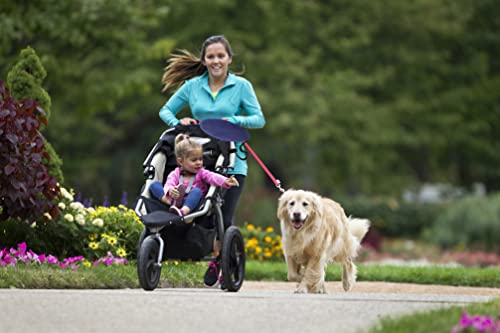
[174,134,202,160]
[161,35,235,93]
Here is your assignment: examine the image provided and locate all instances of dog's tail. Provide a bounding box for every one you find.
[348,217,370,242]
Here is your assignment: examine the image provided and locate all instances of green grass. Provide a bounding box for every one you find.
[367,298,500,333]
[1,261,499,289]
[246,261,500,288]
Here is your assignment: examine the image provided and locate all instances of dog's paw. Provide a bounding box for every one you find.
[295,283,307,294]
[342,279,353,292]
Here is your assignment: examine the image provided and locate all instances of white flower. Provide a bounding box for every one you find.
[75,214,85,226]
[43,212,52,220]
[58,202,66,210]
[60,187,74,201]
[64,214,74,222]
[87,207,95,213]
[92,218,104,227]
[70,202,84,210]
[30,222,36,228]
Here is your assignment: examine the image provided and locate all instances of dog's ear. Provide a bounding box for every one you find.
[277,190,291,220]
[310,192,323,220]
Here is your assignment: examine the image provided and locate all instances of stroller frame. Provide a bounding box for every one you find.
[134,124,245,292]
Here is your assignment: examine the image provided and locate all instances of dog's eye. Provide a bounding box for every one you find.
[302,202,309,207]
[289,201,295,206]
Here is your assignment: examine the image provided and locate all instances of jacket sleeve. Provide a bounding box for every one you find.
[199,168,230,188]
[159,81,191,127]
[164,168,180,195]
[227,79,265,129]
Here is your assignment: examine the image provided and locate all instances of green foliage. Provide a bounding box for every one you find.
[6,46,51,119]
[340,196,444,238]
[0,186,143,260]
[368,299,500,333]
[241,222,283,262]
[5,46,64,184]
[425,193,500,251]
[0,81,60,221]
[1,0,500,205]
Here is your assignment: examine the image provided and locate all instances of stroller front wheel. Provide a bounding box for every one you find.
[137,237,161,291]
[221,226,245,292]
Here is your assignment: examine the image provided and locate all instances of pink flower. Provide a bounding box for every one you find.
[46,255,59,264]
[460,312,473,328]
[17,242,27,255]
[37,254,46,264]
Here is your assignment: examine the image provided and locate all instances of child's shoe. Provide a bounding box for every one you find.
[169,206,184,216]
[203,259,220,287]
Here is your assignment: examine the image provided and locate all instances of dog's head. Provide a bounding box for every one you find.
[277,189,323,230]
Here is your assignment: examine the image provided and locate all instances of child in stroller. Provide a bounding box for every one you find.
[148,133,239,217]
[134,124,246,292]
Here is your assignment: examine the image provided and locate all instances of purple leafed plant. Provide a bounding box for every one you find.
[0,81,60,221]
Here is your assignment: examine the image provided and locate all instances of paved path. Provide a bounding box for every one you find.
[0,282,497,333]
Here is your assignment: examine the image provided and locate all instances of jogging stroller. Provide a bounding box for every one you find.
[134,124,245,292]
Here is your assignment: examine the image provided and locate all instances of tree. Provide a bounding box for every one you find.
[7,46,64,183]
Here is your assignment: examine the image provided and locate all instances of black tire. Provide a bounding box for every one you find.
[221,226,245,292]
[137,237,161,291]
[137,228,148,255]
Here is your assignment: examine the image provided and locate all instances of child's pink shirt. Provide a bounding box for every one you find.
[163,167,230,201]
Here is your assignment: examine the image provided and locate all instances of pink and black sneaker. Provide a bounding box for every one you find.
[203,259,220,287]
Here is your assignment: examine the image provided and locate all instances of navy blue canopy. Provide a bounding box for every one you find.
[200,119,250,142]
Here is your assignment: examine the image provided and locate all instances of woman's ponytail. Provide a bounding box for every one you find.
[161,50,206,93]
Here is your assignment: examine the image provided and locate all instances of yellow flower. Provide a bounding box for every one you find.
[84,260,91,267]
[264,236,272,243]
[117,248,127,257]
[255,246,262,254]
[266,227,274,233]
[107,237,117,246]
[89,242,99,250]
[246,224,255,231]
[89,233,97,241]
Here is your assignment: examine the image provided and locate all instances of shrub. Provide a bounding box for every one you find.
[425,193,500,251]
[6,46,64,183]
[340,196,444,239]
[0,81,60,221]
[0,187,143,261]
[241,222,284,261]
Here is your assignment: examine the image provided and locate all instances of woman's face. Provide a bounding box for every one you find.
[203,42,232,80]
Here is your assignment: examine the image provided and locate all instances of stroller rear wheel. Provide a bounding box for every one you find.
[137,237,161,291]
[221,226,245,292]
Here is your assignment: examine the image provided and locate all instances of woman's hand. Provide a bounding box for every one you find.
[179,117,198,126]
[226,175,239,187]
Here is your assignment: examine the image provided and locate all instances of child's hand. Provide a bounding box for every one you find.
[169,186,181,199]
[226,175,239,187]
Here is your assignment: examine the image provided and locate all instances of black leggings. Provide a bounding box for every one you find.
[221,174,245,230]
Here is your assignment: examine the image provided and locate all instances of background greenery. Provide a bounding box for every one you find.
[1,1,500,256]
[1,0,499,210]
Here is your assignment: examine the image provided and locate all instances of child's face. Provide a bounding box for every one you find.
[178,148,203,174]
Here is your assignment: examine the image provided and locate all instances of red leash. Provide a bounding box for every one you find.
[243,142,285,193]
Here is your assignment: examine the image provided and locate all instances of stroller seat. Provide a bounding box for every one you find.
[134,124,235,260]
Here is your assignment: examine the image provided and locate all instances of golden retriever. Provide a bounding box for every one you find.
[277,189,370,294]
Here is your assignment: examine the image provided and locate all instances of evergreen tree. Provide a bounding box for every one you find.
[6,47,64,183]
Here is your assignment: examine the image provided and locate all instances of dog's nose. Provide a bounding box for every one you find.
[293,212,301,220]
